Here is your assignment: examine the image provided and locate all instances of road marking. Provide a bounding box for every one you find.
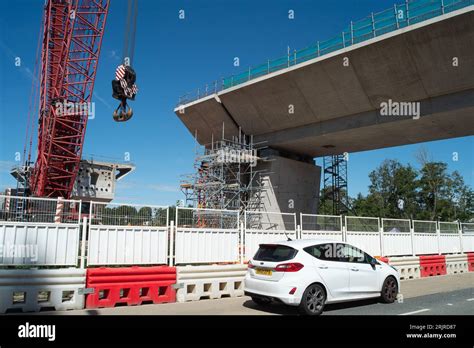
[447,303,453,306]
[399,308,430,316]
[467,298,474,302]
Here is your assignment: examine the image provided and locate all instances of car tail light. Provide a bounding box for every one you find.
[274,263,304,272]
[289,287,297,295]
[248,261,255,269]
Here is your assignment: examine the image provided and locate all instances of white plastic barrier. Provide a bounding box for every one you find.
[439,233,462,254]
[413,233,438,255]
[176,264,246,302]
[461,233,474,252]
[175,207,240,264]
[0,222,80,266]
[345,216,381,256]
[445,254,468,275]
[381,218,412,256]
[0,268,86,313]
[87,225,168,265]
[382,232,412,256]
[87,202,169,266]
[175,228,240,264]
[300,214,343,240]
[387,256,421,280]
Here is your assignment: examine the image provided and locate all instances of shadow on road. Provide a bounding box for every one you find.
[242,297,382,315]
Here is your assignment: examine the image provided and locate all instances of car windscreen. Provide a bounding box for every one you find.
[253,244,298,262]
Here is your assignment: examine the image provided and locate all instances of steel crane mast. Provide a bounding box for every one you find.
[30,0,110,198]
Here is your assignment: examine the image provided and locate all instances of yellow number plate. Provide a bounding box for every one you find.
[255,268,272,276]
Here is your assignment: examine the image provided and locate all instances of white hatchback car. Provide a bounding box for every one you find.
[244,239,400,315]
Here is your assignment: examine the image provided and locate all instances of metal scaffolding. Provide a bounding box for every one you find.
[323,155,349,215]
[180,128,267,213]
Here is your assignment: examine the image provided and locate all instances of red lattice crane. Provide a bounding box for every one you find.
[30,0,110,198]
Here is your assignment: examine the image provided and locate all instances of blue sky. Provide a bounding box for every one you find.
[0,0,472,205]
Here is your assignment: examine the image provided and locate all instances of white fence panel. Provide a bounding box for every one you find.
[175,228,240,264]
[345,216,381,256]
[87,226,168,265]
[413,220,438,255]
[0,195,81,266]
[381,218,412,256]
[439,234,461,254]
[175,207,240,264]
[300,214,343,240]
[244,211,297,260]
[461,223,474,252]
[0,222,80,266]
[88,202,169,266]
[462,233,474,252]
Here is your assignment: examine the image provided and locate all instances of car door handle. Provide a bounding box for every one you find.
[351,267,359,272]
[318,265,328,269]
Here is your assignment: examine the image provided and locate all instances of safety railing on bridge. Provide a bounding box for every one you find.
[177,0,474,106]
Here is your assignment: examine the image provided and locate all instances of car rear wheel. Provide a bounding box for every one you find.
[251,296,271,306]
[381,276,398,303]
[298,283,326,315]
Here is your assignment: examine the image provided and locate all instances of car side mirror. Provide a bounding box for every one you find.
[370,258,377,267]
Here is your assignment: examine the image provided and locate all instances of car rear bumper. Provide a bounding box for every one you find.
[244,273,302,306]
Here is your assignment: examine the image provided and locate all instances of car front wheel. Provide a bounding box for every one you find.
[381,276,398,303]
[298,283,326,315]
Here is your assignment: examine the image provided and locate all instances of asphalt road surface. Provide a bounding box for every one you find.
[35,272,474,316]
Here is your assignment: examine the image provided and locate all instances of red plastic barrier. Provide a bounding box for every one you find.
[86,266,176,309]
[467,253,474,272]
[419,255,446,277]
[375,256,389,264]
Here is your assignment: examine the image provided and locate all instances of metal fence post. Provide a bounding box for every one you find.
[350,21,354,45]
[406,0,410,25]
[410,220,416,256]
[240,221,244,264]
[436,221,441,255]
[394,4,400,29]
[379,218,384,256]
[458,221,463,253]
[342,31,345,48]
[169,220,175,266]
[317,41,320,56]
[80,216,88,269]
[343,216,347,242]
[441,0,445,14]
[371,12,376,37]
[267,59,270,73]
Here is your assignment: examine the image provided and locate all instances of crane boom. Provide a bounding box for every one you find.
[30,0,110,198]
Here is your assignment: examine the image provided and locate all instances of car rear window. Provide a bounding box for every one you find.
[253,244,298,262]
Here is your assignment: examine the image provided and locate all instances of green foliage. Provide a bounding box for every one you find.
[351,159,473,221]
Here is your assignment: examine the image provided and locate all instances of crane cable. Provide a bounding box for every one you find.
[122,0,138,66]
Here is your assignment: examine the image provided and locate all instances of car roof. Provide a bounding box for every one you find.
[262,239,345,249]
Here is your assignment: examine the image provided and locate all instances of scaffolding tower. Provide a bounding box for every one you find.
[323,155,349,215]
[180,128,267,214]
